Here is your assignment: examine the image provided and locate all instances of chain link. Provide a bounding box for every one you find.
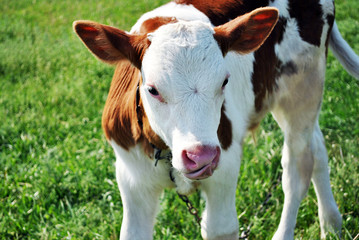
[177,192,202,227]
[176,174,282,239]
[157,139,282,239]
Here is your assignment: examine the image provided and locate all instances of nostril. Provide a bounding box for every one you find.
[182,150,198,169]
[182,145,220,172]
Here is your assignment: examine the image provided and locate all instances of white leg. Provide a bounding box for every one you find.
[311,123,342,238]
[118,180,162,240]
[112,143,171,240]
[200,144,241,240]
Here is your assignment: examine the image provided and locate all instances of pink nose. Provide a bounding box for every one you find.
[182,145,221,180]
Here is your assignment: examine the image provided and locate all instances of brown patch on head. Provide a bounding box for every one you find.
[102,60,140,149]
[102,60,168,156]
[139,17,178,34]
[74,19,173,155]
[217,105,232,150]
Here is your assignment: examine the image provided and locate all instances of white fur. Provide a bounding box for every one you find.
[141,20,226,174]
[274,18,315,67]
[269,0,290,19]
[272,54,327,239]
[112,142,174,239]
[109,0,357,239]
[200,140,243,239]
[321,0,335,17]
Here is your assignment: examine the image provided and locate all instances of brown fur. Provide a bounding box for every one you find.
[217,105,233,150]
[101,17,181,154]
[174,0,273,26]
[102,60,141,150]
[214,7,278,55]
[74,18,177,154]
[102,60,168,156]
[251,17,286,111]
[73,21,150,68]
[287,0,325,47]
[139,17,178,34]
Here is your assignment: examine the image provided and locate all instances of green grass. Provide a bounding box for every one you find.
[1,0,358,239]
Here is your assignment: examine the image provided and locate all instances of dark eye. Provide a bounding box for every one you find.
[222,78,229,88]
[148,86,159,96]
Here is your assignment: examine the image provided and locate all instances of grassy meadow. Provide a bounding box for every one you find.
[1,0,358,239]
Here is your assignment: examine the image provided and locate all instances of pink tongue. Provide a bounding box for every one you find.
[185,163,215,180]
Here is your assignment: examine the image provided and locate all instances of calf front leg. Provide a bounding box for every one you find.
[200,144,242,240]
[113,144,169,240]
[116,163,163,240]
[117,180,162,240]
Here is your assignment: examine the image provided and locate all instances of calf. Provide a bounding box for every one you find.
[73,0,359,239]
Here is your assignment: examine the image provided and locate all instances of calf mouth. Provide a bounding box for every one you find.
[184,161,218,180]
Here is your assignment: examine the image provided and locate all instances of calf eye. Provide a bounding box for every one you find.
[148,86,159,96]
[222,78,229,88]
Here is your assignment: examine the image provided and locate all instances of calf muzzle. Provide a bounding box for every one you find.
[182,145,220,180]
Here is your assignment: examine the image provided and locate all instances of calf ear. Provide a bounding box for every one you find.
[214,7,279,55]
[73,20,149,69]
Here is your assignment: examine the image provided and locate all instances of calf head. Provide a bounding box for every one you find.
[73,7,278,180]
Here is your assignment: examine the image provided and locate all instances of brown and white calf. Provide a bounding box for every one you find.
[73,0,359,239]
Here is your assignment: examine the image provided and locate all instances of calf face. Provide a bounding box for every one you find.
[140,20,227,179]
[73,7,278,180]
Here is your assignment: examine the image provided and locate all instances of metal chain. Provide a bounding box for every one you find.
[150,142,202,226]
[175,173,282,239]
[177,192,202,227]
[151,140,282,239]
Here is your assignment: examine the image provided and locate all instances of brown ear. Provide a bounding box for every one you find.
[214,7,279,55]
[73,20,149,69]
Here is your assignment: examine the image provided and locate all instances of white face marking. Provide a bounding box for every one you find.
[140,21,228,172]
